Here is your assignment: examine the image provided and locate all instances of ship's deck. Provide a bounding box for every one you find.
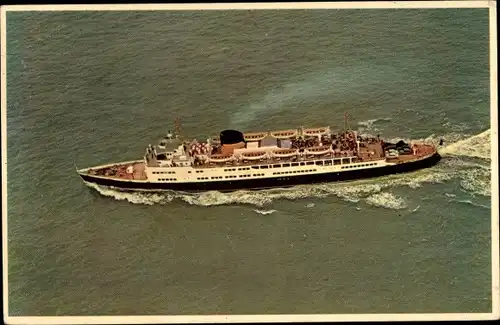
[357,141,385,161]
[393,143,436,163]
[84,142,437,182]
[87,161,148,181]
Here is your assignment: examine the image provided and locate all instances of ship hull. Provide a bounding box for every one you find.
[78,152,441,193]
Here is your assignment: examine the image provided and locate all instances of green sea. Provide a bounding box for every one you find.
[5,8,492,315]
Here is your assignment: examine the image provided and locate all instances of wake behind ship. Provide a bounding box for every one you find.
[77,122,441,193]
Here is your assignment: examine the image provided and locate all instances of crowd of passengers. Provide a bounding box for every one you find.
[290,131,366,152]
[189,131,382,166]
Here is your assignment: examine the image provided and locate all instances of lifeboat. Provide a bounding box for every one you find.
[189,142,212,156]
[207,154,236,163]
[270,148,299,158]
[244,132,268,142]
[304,145,333,156]
[241,151,268,160]
[303,127,330,136]
[270,129,298,139]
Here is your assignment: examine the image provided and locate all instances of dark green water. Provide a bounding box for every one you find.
[6,9,492,315]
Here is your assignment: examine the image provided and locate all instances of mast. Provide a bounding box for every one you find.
[174,117,182,139]
[355,130,360,155]
[344,111,349,131]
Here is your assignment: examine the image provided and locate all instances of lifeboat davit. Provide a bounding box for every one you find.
[241,151,268,160]
[303,127,330,136]
[244,132,268,142]
[304,145,333,156]
[270,129,298,139]
[271,148,299,158]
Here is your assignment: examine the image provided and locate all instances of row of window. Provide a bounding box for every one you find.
[161,164,379,181]
[192,158,363,173]
[224,167,251,172]
[208,174,262,180]
[341,163,377,169]
[273,169,317,175]
[155,159,373,177]
[235,159,355,170]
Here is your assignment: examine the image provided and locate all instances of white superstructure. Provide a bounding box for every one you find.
[142,126,396,184]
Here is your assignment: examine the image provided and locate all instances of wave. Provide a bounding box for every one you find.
[442,121,470,133]
[434,129,492,198]
[357,117,391,132]
[253,209,276,215]
[458,166,491,197]
[451,199,490,210]
[84,181,173,205]
[365,192,407,210]
[439,129,491,160]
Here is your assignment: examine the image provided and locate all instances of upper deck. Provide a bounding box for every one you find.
[85,161,148,181]
[80,124,438,183]
[166,128,369,168]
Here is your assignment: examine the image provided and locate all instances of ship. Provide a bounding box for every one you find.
[76,119,442,193]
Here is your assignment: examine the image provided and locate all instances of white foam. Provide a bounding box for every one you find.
[384,132,466,148]
[357,118,391,132]
[180,190,273,207]
[452,199,490,210]
[439,129,490,160]
[83,181,172,205]
[365,192,407,210]
[442,121,470,133]
[458,167,491,197]
[253,209,277,215]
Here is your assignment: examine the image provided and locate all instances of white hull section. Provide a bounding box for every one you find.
[147,158,392,184]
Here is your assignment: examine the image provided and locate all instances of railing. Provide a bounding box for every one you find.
[194,153,367,169]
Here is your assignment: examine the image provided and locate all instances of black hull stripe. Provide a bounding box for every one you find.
[79,153,441,193]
